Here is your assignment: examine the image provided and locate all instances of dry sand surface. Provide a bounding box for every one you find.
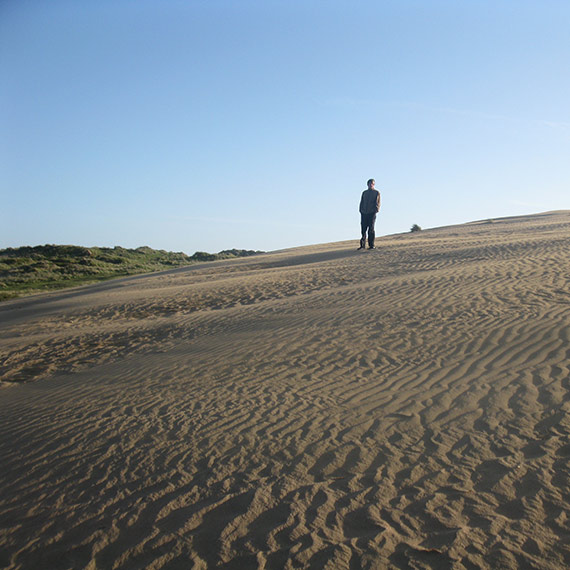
[1,211,570,570]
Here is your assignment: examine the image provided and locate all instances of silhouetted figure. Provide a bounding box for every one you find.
[358,179,381,250]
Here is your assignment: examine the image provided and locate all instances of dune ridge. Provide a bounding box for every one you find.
[1,211,569,569]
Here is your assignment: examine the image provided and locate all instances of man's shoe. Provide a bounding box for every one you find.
[368,246,375,249]
[357,246,365,250]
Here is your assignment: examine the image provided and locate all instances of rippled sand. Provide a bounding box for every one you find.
[1,211,569,569]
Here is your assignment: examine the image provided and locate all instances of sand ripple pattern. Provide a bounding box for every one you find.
[1,211,570,569]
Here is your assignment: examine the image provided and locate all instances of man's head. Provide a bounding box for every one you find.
[367,179,375,189]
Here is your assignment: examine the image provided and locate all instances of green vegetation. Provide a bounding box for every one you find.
[0,244,262,301]
[410,224,422,232]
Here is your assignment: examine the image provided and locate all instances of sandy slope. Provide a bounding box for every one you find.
[1,211,569,569]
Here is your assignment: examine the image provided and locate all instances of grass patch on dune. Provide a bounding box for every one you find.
[0,244,262,301]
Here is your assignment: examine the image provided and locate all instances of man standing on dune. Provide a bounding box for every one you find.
[358,178,381,250]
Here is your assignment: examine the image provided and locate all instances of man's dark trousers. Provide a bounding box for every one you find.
[360,213,377,248]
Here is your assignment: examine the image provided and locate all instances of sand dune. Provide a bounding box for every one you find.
[1,211,569,569]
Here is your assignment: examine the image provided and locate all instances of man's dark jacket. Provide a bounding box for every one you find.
[359,189,381,214]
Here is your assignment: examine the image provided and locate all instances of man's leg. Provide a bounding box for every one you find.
[368,214,377,248]
[359,215,367,249]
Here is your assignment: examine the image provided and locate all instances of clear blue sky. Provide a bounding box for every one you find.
[2,0,569,254]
